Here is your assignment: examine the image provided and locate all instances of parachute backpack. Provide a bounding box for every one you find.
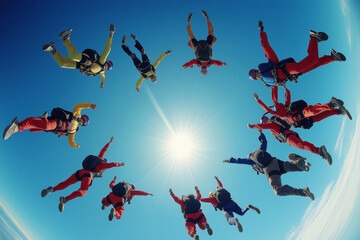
[79,49,105,76]
[182,194,201,215]
[195,40,212,65]
[250,149,273,168]
[212,187,231,210]
[112,181,133,204]
[82,155,105,173]
[286,100,314,129]
[46,107,80,136]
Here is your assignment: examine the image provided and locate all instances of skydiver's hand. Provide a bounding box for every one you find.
[100,82,104,89]
[253,93,259,101]
[149,193,154,196]
[113,176,117,181]
[223,160,230,163]
[182,64,187,69]
[259,20,264,32]
[120,162,125,166]
[214,176,219,180]
[136,87,140,92]
[166,50,172,54]
[222,62,227,66]
[76,144,80,148]
[169,189,173,194]
[109,136,114,143]
[109,24,115,33]
[91,104,97,109]
[195,186,198,191]
[247,124,253,128]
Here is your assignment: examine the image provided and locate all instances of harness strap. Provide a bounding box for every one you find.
[114,201,124,208]
[185,213,204,224]
[106,195,112,205]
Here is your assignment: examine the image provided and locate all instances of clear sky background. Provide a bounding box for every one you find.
[0,0,359,239]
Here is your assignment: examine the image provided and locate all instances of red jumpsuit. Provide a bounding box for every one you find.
[102,183,151,220]
[53,142,122,201]
[170,190,208,238]
[260,31,334,80]
[257,86,339,125]
[183,59,225,69]
[18,117,66,132]
[250,122,319,155]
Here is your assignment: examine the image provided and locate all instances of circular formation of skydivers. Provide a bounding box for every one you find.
[2,10,351,240]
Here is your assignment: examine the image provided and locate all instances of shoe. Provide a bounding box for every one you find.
[109,24,115,33]
[258,20,264,32]
[188,13,193,22]
[329,97,344,108]
[40,111,48,119]
[58,28,72,40]
[193,234,199,240]
[41,187,53,198]
[234,218,243,232]
[331,49,346,61]
[42,42,55,52]
[338,105,352,120]
[101,204,106,210]
[201,10,209,19]
[318,145,332,165]
[122,35,126,45]
[309,30,328,42]
[108,208,115,221]
[204,223,213,236]
[288,153,306,162]
[248,204,261,214]
[58,196,67,212]
[130,34,137,41]
[305,162,311,171]
[3,117,19,140]
[303,187,315,200]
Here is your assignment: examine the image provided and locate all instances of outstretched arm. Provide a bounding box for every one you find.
[224,157,255,165]
[72,103,94,118]
[284,85,291,107]
[98,137,114,159]
[109,176,116,189]
[169,189,183,205]
[195,186,202,200]
[259,132,267,151]
[95,162,124,172]
[254,93,276,115]
[182,59,197,69]
[214,176,222,188]
[129,190,153,197]
[153,51,171,68]
[209,60,226,67]
[68,134,79,148]
[136,76,145,92]
[248,123,272,130]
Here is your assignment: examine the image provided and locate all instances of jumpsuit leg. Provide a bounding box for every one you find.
[186,21,197,51]
[222,210,235,225]
[134,40,146,55]
[268,174,306,197]
[114,206,124,220]
[63,39,83,61]
[302,103,333,118]
[18,117,58,132]
[185,222,197,238]
[312,109,340,123]
[282,160,307,172]
[51,51,77,69]
[122,45,141,67]
[101,196,112,207]
[233,203,249,216]
[53,173,78,192]
[301,55,334,74]
[197,215,207,230]
[206,17,214,36]
[65,177,92,201]
[286,133,319,155]
[285,38,319,74]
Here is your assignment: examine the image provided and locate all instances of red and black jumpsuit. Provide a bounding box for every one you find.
[170,190,208,238]
[101,184,151,220]
[250,122,320,155]
[52,142,122,201]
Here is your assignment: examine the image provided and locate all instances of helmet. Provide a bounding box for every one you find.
[249,69,257,80]
[260,116,269,124]
[103,158,108,163]
[131,184,136,190]
[81,115,90,126]
[105,60,113,70]
[209,192,213,197]
[150,75,157,83]
[201,67,208,76]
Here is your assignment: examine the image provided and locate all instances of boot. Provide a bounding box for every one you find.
[204,223,213,235]
[201,10,209,19]
[101,204,106,210]
[108,208,115,221]
[331,49,346,61]
[42,42,56,54]
[303,187,315,200]
[40,111,48,119]
[305,162,311,171]
[338,104,352,120]
[288,153,306,162]
[318,145,332,165]
[329,97,344,108]
[193,234,199,240]
[248,204,261,214]
[122,35,126,45]
[58,28,72,41]
[3,117,19,140]
[41,187,53,198]
[188,13,193,23]
[130,34,137,41]
[58,196,68,212]
[234,218,243,232]
[309,30,328,42]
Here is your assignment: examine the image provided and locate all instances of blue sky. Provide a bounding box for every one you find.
[0,0,359,239]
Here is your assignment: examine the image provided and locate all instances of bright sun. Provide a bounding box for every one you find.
[166,131,198,161]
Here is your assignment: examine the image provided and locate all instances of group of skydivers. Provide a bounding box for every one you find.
[2,10,352,240]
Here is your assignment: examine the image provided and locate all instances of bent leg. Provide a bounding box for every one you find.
[312,109,340,123]
[286,134,319,155]
[134,40,145,55]
[53,173,78,192]
[122,45,141,67]
[52,51,77,69]
[197,215,207,230]
[303,103,333,118]
[268,174,305,196]
[222,210,235,225]
[206,18,214,36]
[63,39,82,62]
[65,177,91,201]
[114,206,124,220]
[18,117,58,132]
[101,196,111,207]
[186,23,197,51]
[233,203,249,216]
[185,222,196,238]
[301,55,334,74]
[285,39,319,74]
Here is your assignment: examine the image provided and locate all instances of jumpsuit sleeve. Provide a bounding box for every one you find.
[95,162,121,172]
[284,87,291,107]
[67,133,79,148]
[109,180,116,189]
[183,59,197,68]
[152,52,167,69]
[129,190,151,197]
[271,86,278,105]
[98,142,110,159]
[259,133,267,151]
[216,178,223,188]
[256,98,277,115]
[260,31,279,63]
[72,103,93,118]
[136,76,145,91]
[229,157,255,165]
[196,189,202,200]
[99,36,113,64]
[170,192,183,205]
[251,123,272,130]
[200,197,218,206]
[100,71,106,86]
[209,60,225,66]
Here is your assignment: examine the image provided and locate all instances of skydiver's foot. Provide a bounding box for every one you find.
[58,196,67,213]
[3,117,19,140]
[130,34,137,41]
[234,218,243,232]
[193,234,199,240]
[318,145,332,165]
[58,28,72,40]
[42,42,56,54]
[204,223,213,236]
[101,204,106,210]
[41,187,53,198]
[309,30,328,42]
[122,35,126,45]
[40,111,48,119]
[329,97,344,108]
[108,208,115,221]
[248,205,261,214]
[331,49,346,61]
[188,13,193,23]
[201,10,209,19]
[288,153,306,162]
[109,24,115,33]
[305,162,311,171]
[303,187,315,200]
[338,105,352,120]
